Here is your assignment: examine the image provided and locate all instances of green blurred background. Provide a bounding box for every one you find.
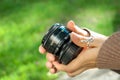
[0,0,119,80]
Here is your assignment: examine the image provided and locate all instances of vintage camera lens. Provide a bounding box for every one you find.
[42,23,83,64]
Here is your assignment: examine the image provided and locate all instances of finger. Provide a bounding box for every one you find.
[39,45,46,54]
[70,32,86,47]
[46,53,55,61]
[53,61,67,72]
[52,56,84,73]
[67,20,89,36]
[67,67,88,77]
[49,68,57,74]
[46,61,53,69]
[70,32,97,47]
[52,53,89,73]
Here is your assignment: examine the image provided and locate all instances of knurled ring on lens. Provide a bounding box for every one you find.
[80,29,94,48]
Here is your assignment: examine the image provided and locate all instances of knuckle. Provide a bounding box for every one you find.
[67,73,75,77]
[57,66,64,71]
[66,68,74,73]
[61,67,66,71]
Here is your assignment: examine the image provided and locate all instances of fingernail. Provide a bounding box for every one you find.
[50,68,55,74]
[46,62,52,68]
[39,46,46,53]
[69,20,74,26]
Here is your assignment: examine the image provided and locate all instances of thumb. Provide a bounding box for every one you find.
[67,20,89,36]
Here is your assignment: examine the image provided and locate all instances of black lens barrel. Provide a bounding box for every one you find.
[42,23,83,64]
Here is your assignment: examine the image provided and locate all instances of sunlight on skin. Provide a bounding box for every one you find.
[0,0,118,79]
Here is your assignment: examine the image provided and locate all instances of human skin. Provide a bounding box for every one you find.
[39,20,108,77]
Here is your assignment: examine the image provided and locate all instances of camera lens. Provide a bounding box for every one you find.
[42,23,83,64]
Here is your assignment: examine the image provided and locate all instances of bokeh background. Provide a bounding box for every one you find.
[0,0,119,80]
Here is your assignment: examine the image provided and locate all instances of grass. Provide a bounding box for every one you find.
[0,0,119,80]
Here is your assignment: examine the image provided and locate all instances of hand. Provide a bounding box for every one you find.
[39,20,108,77]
